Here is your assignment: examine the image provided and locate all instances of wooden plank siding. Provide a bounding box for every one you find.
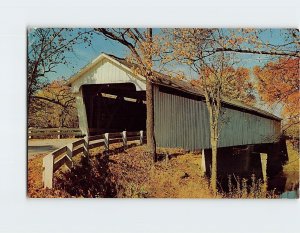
[71,56,146,93]
[154,85,281,150]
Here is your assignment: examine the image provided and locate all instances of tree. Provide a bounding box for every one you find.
[27,28,93,105]
[163,28,300,194]
[213,29,299,58]
[28,28,93,130]
[191,66,254,104]
[29,80,78,128]
[254,58,300,138]
[163,29,218,193]
[94,28,164,161]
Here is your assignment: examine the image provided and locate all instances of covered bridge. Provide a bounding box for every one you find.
[67,53,282,151]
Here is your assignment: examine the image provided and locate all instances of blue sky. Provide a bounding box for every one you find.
[46,33,128,81]
[44,28,294,81]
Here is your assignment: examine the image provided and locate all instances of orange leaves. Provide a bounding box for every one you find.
[228,37,244,46]
[191,65,254,104]
[254,58,300,135]
[254,58,299,107]
[29,80,77,128]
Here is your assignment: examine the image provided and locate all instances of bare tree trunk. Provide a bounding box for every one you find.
[210,134,218,194]
[146,28,157,162]
[207,102,219,195]
[146,78,157,161]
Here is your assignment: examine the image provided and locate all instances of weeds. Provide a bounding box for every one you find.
[224,174,278,198]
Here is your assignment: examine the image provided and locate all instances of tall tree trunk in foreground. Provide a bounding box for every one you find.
[146,28,157,161]
[210,126,218,194]
[206,102,219,195]
[146,77,156,161]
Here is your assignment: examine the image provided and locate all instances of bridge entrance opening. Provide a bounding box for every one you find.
[82,83,146,136]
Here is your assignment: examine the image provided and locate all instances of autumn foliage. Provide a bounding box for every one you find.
[191,66,255,105]
[254,58,300,136]
[28,80,78,128]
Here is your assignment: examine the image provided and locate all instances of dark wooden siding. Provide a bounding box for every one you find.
[154,85,281,150]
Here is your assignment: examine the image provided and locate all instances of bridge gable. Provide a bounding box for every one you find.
[70,55,146,93]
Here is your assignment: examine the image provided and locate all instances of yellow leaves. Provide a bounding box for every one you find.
[254,58,300,124]
[30,80,77,128]
[236,36,244,44]
[243,29,254,33]
[190,65,253,104]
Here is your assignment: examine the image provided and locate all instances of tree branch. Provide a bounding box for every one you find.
[215,47,300,58]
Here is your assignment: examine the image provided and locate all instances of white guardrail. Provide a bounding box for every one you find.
[42,130,145,188]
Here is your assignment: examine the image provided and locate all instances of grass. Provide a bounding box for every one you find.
[27,140,299,198]
[282,140,299,192]
[222,174,277,198]
[107,146,217,198]
[283,141,299,173]
[27,143,217,198]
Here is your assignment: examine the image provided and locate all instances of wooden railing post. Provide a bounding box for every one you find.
[201,149,206,176]
[28,127,32,139]
[122,131,127,149]
[140,130,144,145]
[66,143,74,169]
[57,128,61,139]
[104,133,109,152]
[43,154,54,189]
[260,153,268,183]
[83,136,89,157]
[260,153,268,191]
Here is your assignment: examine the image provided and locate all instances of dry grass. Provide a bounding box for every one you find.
[222,174,278,199]
[27,143,217,198]
[281,141,299,193]
[107,146,217,198]
[283,141,299,173]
